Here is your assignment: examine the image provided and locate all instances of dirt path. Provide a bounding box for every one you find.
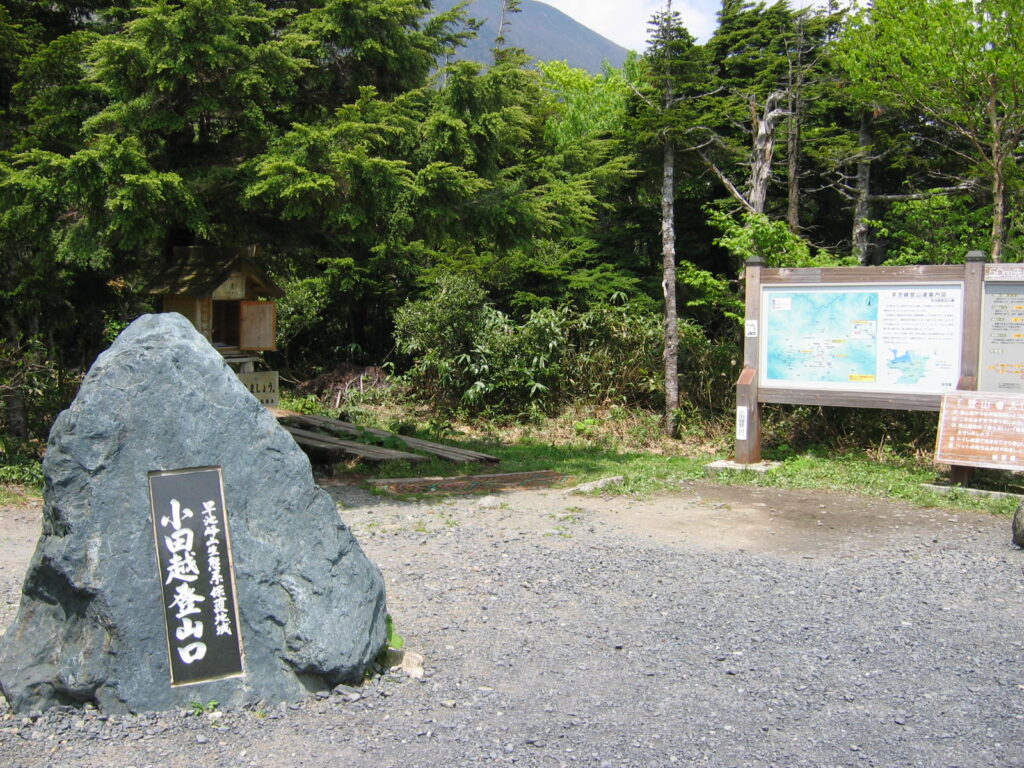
[0,498,42,631]
[325,480,1004,560]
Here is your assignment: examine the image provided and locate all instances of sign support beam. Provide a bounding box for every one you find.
[949,251,987,485]
[735,257,764,464]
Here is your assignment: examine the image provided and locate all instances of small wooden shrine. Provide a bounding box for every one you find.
[150,246,282,355]
[149,245,283,406]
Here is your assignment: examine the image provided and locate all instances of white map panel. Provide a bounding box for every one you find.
[760,284,962,394]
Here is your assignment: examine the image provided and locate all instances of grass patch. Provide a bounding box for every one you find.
[8,392,1004,517]
[356,433,708,489]
[722,451,1018,516]
[6,421,1015,518]
[345,407,1017,516]
[0,483,41,506]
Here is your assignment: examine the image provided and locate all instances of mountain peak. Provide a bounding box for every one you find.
[432,0,630,74]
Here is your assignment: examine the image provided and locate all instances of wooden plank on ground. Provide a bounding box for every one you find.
[366,470,566,495]
[280,424,426,463]
[271,409,499,464]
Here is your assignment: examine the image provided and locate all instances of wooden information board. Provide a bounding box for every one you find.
[149,467,245,687]
[759,282,962,395]
[935,391,1024,471]
[734,257,986,464]
[735,253,1024,478]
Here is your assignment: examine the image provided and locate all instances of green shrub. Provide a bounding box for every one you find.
[760,404,941,456]
[395,277,570,416]
[0,437,44,488]
[278,392,338,417]
[867,195,991,265]
[566,303,663,406]
[706,206,853,269]
[394,277,741,417]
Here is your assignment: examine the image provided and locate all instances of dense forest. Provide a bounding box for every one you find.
[1,0,1022,452]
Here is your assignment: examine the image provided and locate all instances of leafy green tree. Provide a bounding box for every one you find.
[779,5,845,234]
[867,194,993,265]
[702,0,796,215]
[246,43,639,362]
[708,0,793,95]
[290,0,473,115]
[538,58,636,152]
[706,205,850,269]
[837,0,1024,262]
[0,2,107,439]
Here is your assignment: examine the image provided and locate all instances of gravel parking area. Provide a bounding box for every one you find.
[2,482,1022,767]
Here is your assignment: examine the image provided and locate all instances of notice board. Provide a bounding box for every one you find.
[935,391,1024,471]
[760,284,962,394]
[979,267,1024,393]
[734,258,984,465]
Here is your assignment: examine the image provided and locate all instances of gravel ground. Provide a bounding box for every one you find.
[2,481,1023,768]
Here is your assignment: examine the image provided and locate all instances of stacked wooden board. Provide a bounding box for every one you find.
[271,409,499,465]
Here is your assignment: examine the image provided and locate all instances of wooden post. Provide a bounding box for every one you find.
[949,250,987,485]
[735,257,764,464]
[959,251,986,385]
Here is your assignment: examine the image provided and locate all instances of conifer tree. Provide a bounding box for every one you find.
[639,1,710,437]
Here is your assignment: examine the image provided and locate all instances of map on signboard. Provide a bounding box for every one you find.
[765,292,878,384]
[761,286,962,393]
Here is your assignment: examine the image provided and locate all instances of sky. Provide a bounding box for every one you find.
[540,1,714,50]
[539,0,825,52]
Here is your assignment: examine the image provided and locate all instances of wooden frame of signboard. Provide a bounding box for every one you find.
[735,251,988,467]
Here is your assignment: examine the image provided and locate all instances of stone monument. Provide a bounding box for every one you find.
[0,313,387,713]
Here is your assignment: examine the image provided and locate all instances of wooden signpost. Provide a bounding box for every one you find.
[735,251,1014,476]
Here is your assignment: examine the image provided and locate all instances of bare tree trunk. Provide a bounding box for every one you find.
[661,138,679,438]
[991,140,1005,263]
[496,0,518,48]
[992,174,1005,263]
[786,50,803,233]
[748,91,787,215]
[852,111,873,265]
[3,387,29,439]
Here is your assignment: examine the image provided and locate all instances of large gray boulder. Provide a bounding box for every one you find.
[0,313,387,713]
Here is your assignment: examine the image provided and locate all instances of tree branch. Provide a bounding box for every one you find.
[698,150,756,213]
[867,182,975,203]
